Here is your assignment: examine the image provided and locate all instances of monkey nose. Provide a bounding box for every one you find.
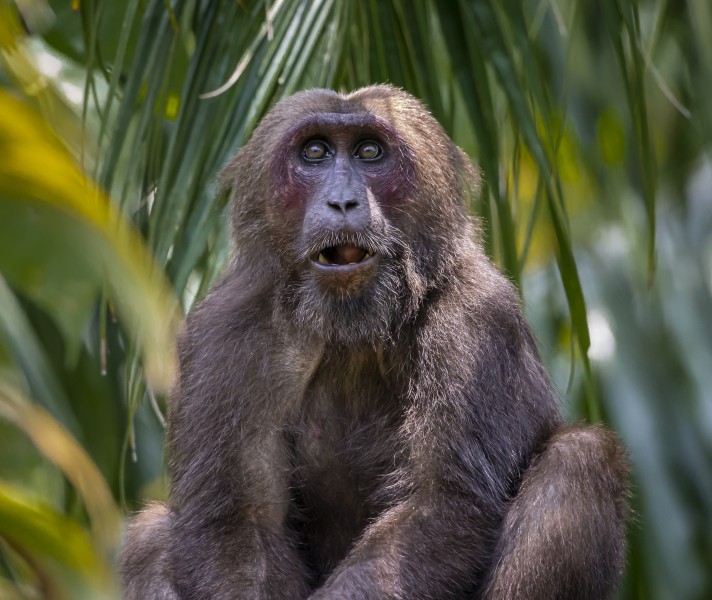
[327,198,360,215]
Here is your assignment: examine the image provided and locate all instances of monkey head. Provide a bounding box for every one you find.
[222,85,480,344]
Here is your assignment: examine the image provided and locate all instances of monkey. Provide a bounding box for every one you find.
[120,85,629,600]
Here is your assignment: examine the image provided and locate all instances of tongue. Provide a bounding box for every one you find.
[334,245,367,265]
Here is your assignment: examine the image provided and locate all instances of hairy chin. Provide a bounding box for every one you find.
[286,262,414,345]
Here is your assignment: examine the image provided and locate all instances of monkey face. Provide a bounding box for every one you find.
[269,112,415,297]
[257,110,419,342]
[225,86,478,343]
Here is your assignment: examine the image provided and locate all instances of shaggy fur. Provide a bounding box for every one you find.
[121,85,629,599]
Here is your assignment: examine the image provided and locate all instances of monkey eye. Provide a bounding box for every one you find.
[303,140,330,161]
[353,140,383,161]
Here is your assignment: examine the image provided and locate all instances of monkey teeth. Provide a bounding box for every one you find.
[315,245,373,267]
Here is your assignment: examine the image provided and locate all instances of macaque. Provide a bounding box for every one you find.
[121,85,629,600]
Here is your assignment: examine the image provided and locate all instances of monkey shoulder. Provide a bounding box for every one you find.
[179,268,274,355]
[412,258,561,438]
[169,271,289,426]
[419,257,532,361]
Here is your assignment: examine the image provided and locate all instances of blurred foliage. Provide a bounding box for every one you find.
[0,0,710,598]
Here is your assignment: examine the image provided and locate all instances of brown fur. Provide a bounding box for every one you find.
[121,85,629,599]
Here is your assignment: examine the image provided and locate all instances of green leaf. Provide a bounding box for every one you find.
[0,91,179,392]
[0,481,117,598]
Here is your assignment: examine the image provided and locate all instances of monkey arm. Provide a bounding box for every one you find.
[309,496,497,599]
[167,385,310,598]
[163,284,311,599]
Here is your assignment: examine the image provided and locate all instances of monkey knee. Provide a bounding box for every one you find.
[122,502,171,552]
[506,424,631,549]
[120,503,178,599]
[484,426,630,599]
[546,425,630,506]
[515,423,631,561]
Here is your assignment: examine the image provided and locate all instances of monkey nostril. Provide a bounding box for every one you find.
[327,199,360,214]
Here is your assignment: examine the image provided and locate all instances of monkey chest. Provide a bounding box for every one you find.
[286,383,403,574]
[287,378,404,516]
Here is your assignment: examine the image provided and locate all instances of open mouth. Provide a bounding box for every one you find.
[311,244,375,268]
